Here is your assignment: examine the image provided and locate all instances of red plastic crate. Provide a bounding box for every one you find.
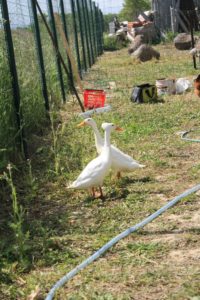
[83,89,106,109]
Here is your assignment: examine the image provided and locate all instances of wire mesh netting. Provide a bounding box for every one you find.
[0,5,17,165]
[0,0,104,167]
[8,0,46,131]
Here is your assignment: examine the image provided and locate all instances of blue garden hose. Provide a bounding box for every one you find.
[45,184,200,300]
[181,130,200,143]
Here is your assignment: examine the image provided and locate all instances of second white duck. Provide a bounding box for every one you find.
[78,118,145,179]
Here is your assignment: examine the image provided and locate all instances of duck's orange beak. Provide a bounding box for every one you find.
[77,121,86,127]
[115,126,123,132]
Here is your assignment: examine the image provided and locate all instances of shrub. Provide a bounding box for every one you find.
[162,31,178,43]
[103,34,128,51]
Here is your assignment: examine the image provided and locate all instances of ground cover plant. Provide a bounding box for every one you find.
[0,42,200,299]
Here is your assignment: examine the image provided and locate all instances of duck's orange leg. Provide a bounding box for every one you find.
[99,187,104,199]
[91,187,95,198]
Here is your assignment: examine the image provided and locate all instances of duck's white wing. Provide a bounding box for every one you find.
[77,156,105,180]
[111,145,140,163]
[111,145,145,171]
[69,155,110,189]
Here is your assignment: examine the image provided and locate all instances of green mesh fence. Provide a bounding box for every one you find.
[0,0,104,167]
[0,5,17,167]
[7,0,46,132]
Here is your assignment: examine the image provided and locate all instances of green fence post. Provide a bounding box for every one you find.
[95,5,100,56]
[92,1,98,58]
[70,0,82,78]
[30,0,49,111]
[76,0,87,71]
[97,8,103,55]
[47,0,66,102]
[1,0,28,158]
[81,0,92,67]
[84,0,94,65]
[59,0,73,87]
[99,10,104,55]
[89,0,97,61]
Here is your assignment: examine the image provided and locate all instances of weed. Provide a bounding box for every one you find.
[0,164,30,263]
[23,159,38,202]
[49,111,63,175]
[162,31,178,43]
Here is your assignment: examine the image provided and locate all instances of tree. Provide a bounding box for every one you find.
[119,0,151,21]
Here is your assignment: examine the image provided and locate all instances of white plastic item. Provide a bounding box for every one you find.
[79,105,112,118]
[156,78,176,96]
[175,78,192,94]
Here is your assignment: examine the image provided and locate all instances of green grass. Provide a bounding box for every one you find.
[1,43,200,299]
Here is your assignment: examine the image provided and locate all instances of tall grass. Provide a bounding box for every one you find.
[0,22,65,170]
[0,38,17,169]
[0,164,30,264]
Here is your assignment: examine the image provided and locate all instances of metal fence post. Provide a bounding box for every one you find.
[70,0,82,78]
[92,1,98,58]
[81,0,92,67]
[47,0,66,102]
[96,8,103,55]
[59,0,74,87]
[95,5,100,56]
[76,0,87,71]
[84,0,94,65]
[89,0,97,61]
[99,10,104,55]
[30,0,49,111]
[1,0,28,158]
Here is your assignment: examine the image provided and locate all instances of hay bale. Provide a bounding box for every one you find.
[132,44,160,62]
[174,33,192,50]
[128,35,144,54]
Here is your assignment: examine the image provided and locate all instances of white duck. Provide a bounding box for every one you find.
[68,123,122,198]
[78,118,145,179]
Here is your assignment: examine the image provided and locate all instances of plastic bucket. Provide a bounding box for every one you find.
[83,89,106,109]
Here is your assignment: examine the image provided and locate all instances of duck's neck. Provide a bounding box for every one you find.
[92,125,103,147]
[104,129,111,148]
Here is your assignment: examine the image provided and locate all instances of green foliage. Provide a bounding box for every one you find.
[163,31,178,43]
[0,164,30,264]
[119,0,151,20]
[0,43,17,168]
[103,13,118,32]
[0,18,73,171]
[49,111,66,175]
[103,35,128,51]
